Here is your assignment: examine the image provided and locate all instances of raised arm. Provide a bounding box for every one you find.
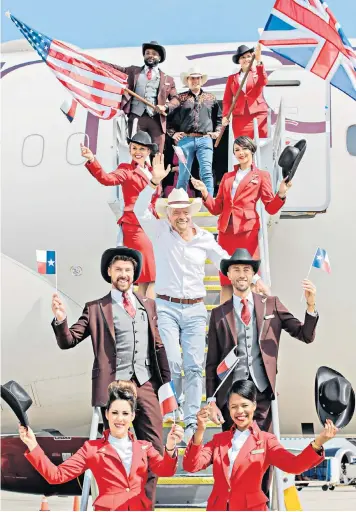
[51,294,90,349]
[183,408,214,473]
[275,290,318,344]
[260,171,286,215]
[203,174,227,215]
[266,435,324,475]
[147,425,183,477]
[20,426,88,484]
[81,143,128,186]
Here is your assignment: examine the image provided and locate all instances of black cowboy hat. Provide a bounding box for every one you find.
[315,366,355,429]
[232,44,255,64]
[278,139,307,183]
[126,131,158,153]
[101,247,142,284]
[142,40,166,63]
[220,248,261,276]
[1,381,32,427]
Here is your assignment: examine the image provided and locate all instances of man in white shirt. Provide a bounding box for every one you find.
[133,155,266,443]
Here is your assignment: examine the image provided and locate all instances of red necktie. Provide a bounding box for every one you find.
[122,292,136,318]
[147,68,152,80]
[241,298,251,326]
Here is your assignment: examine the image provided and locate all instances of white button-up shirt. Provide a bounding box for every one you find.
[108,434,133,476]
[231,167,251,198]
[144,65,159,80]
[228,428,250,477]
[134,186,229,299]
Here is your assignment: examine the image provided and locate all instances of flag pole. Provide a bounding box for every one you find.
[300,248,318,302]
[55,252,58,294]
[214,54,256,148]
[173,146,192,177]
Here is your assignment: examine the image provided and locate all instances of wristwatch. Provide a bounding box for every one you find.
[311,441,323,454]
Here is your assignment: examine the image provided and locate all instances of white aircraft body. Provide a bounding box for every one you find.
[1,39,356,440]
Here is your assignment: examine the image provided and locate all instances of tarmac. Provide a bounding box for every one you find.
[1,488,356,511]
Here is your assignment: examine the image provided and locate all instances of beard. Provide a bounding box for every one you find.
[144,56,160,68]
[112,278,131,292]
[232,279,250,292]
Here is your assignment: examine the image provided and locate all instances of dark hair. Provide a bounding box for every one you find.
[109,255,137,271]
[106,380,138,413]
[227,379,257,404]
[233,136,257,154]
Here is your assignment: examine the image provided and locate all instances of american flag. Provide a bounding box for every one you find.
[260,0,356,101]
[7,12,128,119]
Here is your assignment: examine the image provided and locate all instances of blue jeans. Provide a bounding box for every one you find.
[156,298,207,427]
[176,136,214,196]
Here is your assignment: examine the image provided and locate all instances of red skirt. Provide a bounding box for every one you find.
[121,222,156,283]
[218,223,260,286]
[232,111,267,140]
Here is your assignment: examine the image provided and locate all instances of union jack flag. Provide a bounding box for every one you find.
[260,0,356,101]
[7,12,128,119]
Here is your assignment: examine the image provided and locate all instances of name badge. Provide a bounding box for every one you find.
[251,179,259,184]
[264,314,275,320]
[251,448,265,454]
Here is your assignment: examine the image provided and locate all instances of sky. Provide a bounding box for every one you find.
[1,0,356,48]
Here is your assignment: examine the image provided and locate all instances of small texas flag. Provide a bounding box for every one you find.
[158,381,178,416]
[217,347,239,381]
[312,248,331,274]
[36,250,56,274]
[173,145,188,165]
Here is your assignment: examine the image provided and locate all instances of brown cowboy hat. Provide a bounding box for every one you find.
[315,366,355,429]
[101,247,142,284]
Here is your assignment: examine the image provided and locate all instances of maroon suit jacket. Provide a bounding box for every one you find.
[222,64,268,117]
[206,293,319,410]
[25,429,177,511]
[52,293,171,406]
[183,421,324,511]
[101,62,177,133]
[203,163,285,234]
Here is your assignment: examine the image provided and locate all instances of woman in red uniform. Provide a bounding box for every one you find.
[222,43,268,139]
[191,136,291,303]
[81,131,160,299]
[183,380,337,511]
[19,381,183,512]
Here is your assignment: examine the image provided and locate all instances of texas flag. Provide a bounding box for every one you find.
[312,247,331,274]
[36,250,56,275]
[217,347,239,381]
[158,381,178,416]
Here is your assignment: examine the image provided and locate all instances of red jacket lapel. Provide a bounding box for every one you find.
[232,164,255,201]
[230,422,262,481]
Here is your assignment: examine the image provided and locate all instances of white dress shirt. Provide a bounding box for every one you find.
[231,167,251,198]
[108,434,133,476]
[111,287,136,312]
[228,428,251,477]
[238,70,248,93]
[133,186,229,299]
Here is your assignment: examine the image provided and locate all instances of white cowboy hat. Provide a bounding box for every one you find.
[180,66,208,87]
[156,188,202,218]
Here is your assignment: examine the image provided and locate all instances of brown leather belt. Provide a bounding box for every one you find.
[157,294,204,304]
[186,133,207,137]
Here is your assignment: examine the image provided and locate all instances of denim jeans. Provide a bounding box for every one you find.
[176,136,214,196]
[156,298,207,427]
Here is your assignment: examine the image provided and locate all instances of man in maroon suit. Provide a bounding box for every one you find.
[102,41,177,153]
[51,247,171,504]
[206,248,318,432]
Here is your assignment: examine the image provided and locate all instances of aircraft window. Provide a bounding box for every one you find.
[266,80,301,87]
[66,132,89,165]
[346,125,356,156]
[21,134,44,167]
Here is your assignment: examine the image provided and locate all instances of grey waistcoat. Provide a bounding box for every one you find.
[131,70,160,117]
[232,309,269,393]
[112,299,151,385]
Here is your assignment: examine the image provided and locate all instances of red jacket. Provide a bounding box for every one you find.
[25,430,177,511]
[204,163,285,234]
[85,159,161,226]
[183,422,324,511]
[222,64,268,117]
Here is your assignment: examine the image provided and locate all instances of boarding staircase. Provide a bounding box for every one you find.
[80,102,290,511]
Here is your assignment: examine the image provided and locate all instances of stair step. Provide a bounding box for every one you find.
[201,227,218,233]
[206,304,218,311]
[205,259,212,264]
[193,212,213,217]
[205,284,221,291]
[181,370,206,377]
[158,476,214,485]
[203,276,219,282]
